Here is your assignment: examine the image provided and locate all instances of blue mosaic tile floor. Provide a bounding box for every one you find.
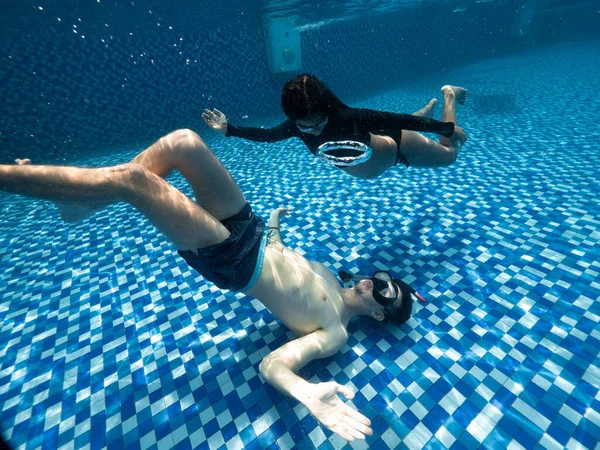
[1,43,600,450]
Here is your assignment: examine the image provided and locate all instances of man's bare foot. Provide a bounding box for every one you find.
[441,85,468,105]
[413,98,438,118]
[14,158,101,222]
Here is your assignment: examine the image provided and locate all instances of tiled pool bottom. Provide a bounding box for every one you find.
[1,43,600,450]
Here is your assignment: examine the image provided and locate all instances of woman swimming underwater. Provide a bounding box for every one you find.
[203,73,467,179]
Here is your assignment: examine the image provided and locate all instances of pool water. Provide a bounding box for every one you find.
[1,43,599,449]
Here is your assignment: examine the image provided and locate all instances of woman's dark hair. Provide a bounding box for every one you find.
[281,73,349,121]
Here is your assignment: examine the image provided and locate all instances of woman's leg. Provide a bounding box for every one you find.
[341,98,441,179]
[439,85,466,147]
[397,131,456,167]
[411,98,438,118]
[342,134,398,179]
[0,162,231,251]
[400,85,467,168]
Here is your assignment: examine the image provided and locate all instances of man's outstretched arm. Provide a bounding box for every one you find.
[259,329,373,442]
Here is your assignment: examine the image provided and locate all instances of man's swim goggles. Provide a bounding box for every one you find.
[338,269,426,310]
[317,141,373,167]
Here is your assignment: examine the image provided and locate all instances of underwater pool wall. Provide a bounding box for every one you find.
[1,1,598,163]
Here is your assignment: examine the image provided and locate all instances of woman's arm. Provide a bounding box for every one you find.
[346,108,455,137]
[203,108,297,143]
[226,120,297,143]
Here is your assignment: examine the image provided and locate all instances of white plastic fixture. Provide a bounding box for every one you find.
[511,0,537,37]
[263,20,302,73]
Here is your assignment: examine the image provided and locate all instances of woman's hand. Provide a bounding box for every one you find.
[449,126,467,148]
[202,108,228,134]
[302,382,372,442]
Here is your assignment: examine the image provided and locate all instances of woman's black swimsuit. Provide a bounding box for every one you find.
[225,108,455,168]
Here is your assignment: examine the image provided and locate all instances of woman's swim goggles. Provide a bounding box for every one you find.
[317,140,373,167]
[296,115,329,133]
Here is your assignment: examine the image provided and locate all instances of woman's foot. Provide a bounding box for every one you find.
[441,85,468,105]
[413,98,438,118]
[14,158,103,222]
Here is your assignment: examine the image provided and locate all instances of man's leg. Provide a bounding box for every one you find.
[129,129,246,221]
[18,129,247,223]
[14,158,111,223]
[0,144,245,251]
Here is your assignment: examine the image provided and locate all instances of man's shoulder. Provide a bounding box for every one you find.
[322,324,349,347]
[309,325,348,358]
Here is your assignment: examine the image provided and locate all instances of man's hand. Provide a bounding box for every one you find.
[273,206,292,217]
[303,382,372,442]
[202,108,228,134]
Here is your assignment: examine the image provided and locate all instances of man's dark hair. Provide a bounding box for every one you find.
[281,73,349,120]
[387,279,414,325]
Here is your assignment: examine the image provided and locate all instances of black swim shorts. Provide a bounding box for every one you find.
[178,203,266,291]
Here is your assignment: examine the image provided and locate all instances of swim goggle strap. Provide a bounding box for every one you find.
[339,269,426,317]
[316,140,373,167]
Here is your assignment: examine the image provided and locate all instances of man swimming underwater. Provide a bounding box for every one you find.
[1,129,426,442]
